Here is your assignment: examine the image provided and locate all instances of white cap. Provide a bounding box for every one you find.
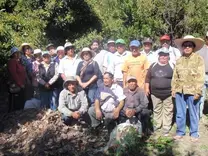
[33,49,42,54]
[56,46,64,51]
[64,42,74,48]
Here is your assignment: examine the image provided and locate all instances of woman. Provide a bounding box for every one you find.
[8,47,27,111]
[145,47,174,136]
[76,47,99,105]
[32,49,42,98]
[172,35,205,142]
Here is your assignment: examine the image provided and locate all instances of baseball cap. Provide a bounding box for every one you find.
[143,37,153,44]
[42,51,50,56]
[160,34,170,41]
[115,39,126,45]
[158,47,169,55]
[107,39,115,44]
[56,46,64,51]
[34,49,42,55]
[129,40,141,47]
[127,76,137,82]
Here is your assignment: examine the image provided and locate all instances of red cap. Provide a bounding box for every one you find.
[160,34,170,41]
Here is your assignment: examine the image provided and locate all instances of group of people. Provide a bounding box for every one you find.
[7,32,208,141]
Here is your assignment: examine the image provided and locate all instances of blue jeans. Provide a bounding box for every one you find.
[199,74,208,118]
[40,91,53,109]
[175,93,200,138]
[51,88,62,111]
[84,86,97,106]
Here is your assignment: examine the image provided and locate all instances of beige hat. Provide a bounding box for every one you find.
[127,76,137,82]
[79,47,95,60]
[20,43,32,51]
[34,49,42,55]
[174,35,204,52]
[63,76,77,89]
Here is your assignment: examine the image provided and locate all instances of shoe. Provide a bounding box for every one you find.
[173,135,183,141]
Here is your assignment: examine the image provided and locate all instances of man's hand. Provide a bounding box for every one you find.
[125,108,136,118]
[45,83,50,89]
[72,111,81,119]
[95,109,102,120]
[113,108,120,119]
[171,91,175,98]
[145,88,150,96]
[194,94,200,100]
[82,82,89,89]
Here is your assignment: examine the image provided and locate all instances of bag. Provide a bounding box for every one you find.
[9,83,21,94]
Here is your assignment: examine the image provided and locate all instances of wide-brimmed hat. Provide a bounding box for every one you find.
[174,35,205,52]
[79,47,95,60]
[20,43,32,51]
[34,49,42,55]
[63,76,77,89]
[10,47,20,56]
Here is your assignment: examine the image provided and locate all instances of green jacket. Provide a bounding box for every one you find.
[171,53,205,95]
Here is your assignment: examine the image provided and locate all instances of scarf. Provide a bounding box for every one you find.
[80,59,93,79]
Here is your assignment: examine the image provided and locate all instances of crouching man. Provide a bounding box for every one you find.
[120,76,151,134]
[88,72,126,131]
[58,76,88,125]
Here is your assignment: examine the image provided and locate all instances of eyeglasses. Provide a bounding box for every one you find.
[182,44,194,48]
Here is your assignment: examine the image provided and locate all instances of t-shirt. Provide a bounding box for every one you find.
[76,61,99,88]
[122,54,149,88]
[145,62,174,99]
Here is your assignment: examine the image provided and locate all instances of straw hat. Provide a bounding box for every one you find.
[79,47,95,60]
[174,35,204,52]
[20,43,32,51]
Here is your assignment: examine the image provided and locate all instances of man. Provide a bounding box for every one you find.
[54,46,65,64]
[59,42,81,81]
[107,39,131,87]
[156,34,181,64]
[46,43,57,61]
[122,40,149,89]
[197,31,208,118]
[145,47,174,136]
[141,37,157,65]
[58,76,88,125]
[103,39,117,73]
[121,76,151,134]
[88,72,126,131]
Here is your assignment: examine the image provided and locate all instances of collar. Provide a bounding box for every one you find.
[141,50,153,55]
[182,52,195,59]
[66,89,78,97]
[115,51,128,57]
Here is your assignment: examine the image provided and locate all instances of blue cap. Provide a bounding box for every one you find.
[129,40,141,47]
[10,47,19,56]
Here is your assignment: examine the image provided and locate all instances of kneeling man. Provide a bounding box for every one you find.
[58,76,88,125]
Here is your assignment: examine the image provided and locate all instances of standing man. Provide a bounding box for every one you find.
[54,46,65,64]
[141,37,157,65]
[145,47,174,136]
[122,40,149,89]
[46,43,57,61]
[197,31,208,118]
[59,42,81,81]
[156,34,181,64]
[107,39,131,87]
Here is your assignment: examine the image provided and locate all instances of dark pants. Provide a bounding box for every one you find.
[62,113,91,126]
[9,88,25,111]
[119,109,152,134]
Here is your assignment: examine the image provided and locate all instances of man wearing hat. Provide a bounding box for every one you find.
[141,37,157,65]
[107,39,131,87]
[120,76,151,134]
[46,43,57,61]
[122,40,149,89]
[59,42,81,81]
[196,31,208,118]
[172,35,205,142]
[58,76,88,125]
[54,46,65,64]
[156,34,181,64]
[145,47,174,136]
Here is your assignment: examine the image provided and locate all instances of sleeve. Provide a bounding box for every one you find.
[58,59,64,74]
[174,48,182,60]
[107,59,115,75]
[171,63,178,92]
[58,90,73,116]
[145,64,153,83]
[121,58,128,72]
[115,85,126,101]
[8,60,22,87]
[93,61,100,76]
[94,88,101,101]
[103,53,109,68]
[78,90,89,115]
[135,90,149,113]
[36,65,46,85]
[76,62,82,76]
[195,56,205,95]
[48,63,59,85]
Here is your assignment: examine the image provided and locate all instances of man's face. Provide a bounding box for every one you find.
[57,50,65,59]
[108,43,116,53]
[23,46,32,56]
[35,53,42,62]
[160,40,171,48]
[67,82,77,93]
[116,44,125,54]
[143,42,152,52]
[48,46,56,56]
[128,80,137,91]
[91,42,99,51]
[130,46,140,57]
[158,54,169,64]
[66,47,75,57]
[103,74,113,87]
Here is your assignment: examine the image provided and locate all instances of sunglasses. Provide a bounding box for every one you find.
[182,44,194,48]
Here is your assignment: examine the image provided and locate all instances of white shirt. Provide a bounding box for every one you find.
[93,50,108,74]
[156,46,181,64]
[141,50,157,65]
[107,51,131,81]
[103,51,115,69]
[58,55,81,77]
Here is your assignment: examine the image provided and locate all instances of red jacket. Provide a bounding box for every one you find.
[8,58,27,87]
